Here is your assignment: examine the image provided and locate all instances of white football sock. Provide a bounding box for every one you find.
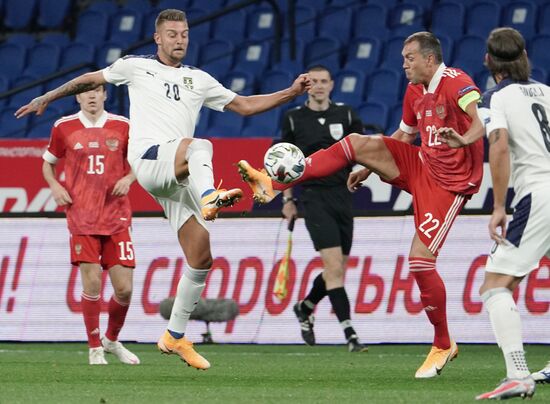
[167,265,209,335]
[482,287,530,379]
[185,139,215,197]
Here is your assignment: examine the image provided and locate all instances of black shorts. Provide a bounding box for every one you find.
[301,186,353,255]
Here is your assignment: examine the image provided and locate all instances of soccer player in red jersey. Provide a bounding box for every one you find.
[239,31,485,378]
[42,86,140,365]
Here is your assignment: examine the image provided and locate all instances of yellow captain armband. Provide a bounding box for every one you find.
[458,91,481,112]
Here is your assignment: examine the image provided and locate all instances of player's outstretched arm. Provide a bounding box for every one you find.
[42,161,72,206]
[225,73,312,116]
[15,71,107,118]
[438,100,484,148]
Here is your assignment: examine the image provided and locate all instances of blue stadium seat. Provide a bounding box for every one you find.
[274,38,305,67]
[0,107,29,138]
[260,69,294,94]
[304,37,341,72]
[475,70,497,92]
[380,36,406,71]
[131,42,156,57]
[195,0,225,13]
[233,42,271,77]
[9,75,41,107]
[23,43,61,76]
[27,106,63,138]
[222,71,256,96]
[538,3,550,35]
[37,0,71,29]
[241,109,282,138]
[413,0,435,10]
[270,59,303,78]
[437,35,454,64]
[531,66,548,84]
[318,6,353,45]
[501,1,537,40]
[285,5,316,42]
[0,43,27,82]
[60,43,96,69]
[4,0,37,29]
[294,0,327,13]
[387,103,403,135]
[332,69,366,108]
[529,34,550,73]
[211,9,247,44]
[247,7,277,41]
[41,32,71,47]
[124,0,151,13]
[205,111,244,137]
[431,2,465,40]
[365,68,403,105]
[88,0,119,17]
[451,35,486,76]
[353,4,390,41]
[6,33,36,48]
[96,42,125,68]
[186,8,212,45]
[344,36,382,74]
[0,75,9,107]
[199,39,234,78]
[358,101,389,133]
[466,1,502,38]
[389,3,425,37]
[109,8,144,45]
[75,10,110,46]
[195,107,210,137]
[158,0,193,9]
[183,41,199,67]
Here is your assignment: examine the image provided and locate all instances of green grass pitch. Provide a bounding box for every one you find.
[0,343,548,403]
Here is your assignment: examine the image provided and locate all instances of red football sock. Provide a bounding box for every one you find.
[272,137,356,191]
[105,296,130,342]
[81,293,101,348]
[409,257,450,349]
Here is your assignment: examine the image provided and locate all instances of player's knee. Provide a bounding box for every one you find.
[188,252,213,270]
[185,138,213,161]
[324,265,344,283]
[114,286,132,303]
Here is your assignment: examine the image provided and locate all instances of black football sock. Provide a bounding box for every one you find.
[328,287,357,340]
[302,273,327,315]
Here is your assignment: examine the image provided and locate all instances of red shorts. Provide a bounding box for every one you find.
[70,229,136,269]
[381,137,467,256]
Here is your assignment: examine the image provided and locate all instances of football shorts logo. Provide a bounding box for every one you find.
[183,77,194,90]
[435,104,446,119]
[106,138,119,151]
[75,244,82,255]
[329,123,344,140]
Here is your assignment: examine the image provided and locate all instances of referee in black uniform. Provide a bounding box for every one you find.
[281,65,367,352]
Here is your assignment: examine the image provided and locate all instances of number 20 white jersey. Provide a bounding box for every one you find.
[481,79,550,204]
[102,55,236,162]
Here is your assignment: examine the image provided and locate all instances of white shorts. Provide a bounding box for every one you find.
[130,139,207,233]
[485,189,550,277]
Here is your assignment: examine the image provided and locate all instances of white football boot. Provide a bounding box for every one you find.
[101,336,140,365]
[89,347,108,365]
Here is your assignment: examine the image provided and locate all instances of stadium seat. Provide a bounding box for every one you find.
[222,71,256,96]
[37,0,71,29]
[353,4,390,41]
[270,59,303,78]
[344,36,382,74]
[260,69,294,94]
[183,41,199,67]
[195,107,210,137]
[501,1,537,40]
[109,8,144,45]
[358,101,389,133]
[4,0,37,29]
[198,39,235,79]
[27,106,63,138]
[0,43,27,81]
[233,42,271,77]
[186,8,212,45]
[365,68,403,105]
[75,10,110,46]
[124,0,151,13]
[451,35,486,77]
[366,0,398,10]
[538,3,550,35]
[9,75,41,108]
[23,43,61,77]
[475,70,497,92]
[41,32,71,47]
[380,36,406,71]
[413,0,435,10]
[274,38,305,67]
[211,9,247,44]
[0,107,29,138]
[318,6,353,45]
[60,43,96,69]
[437,35,454,64]
[466,1,502,38]
[0,75,9,107]
[247,7,277,40]
[387,103,403,135]
[158,0,193,9]
[241,108,282,138]
[529,34,550,74]
[195,0,225,13]
[5,33,36,48]
[96,42,125,68]
[285,5,316,42]
[294,0,327,13]
[131,42,156,57]
[88,0,119,17]
[304,37,341,72]
[205,111,244,137]
[332,69,366,108]
[531,66,548,84]
[431,2,465,40]
[389,3,425,37]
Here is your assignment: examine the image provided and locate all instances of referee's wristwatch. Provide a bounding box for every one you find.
[282,196,297,204]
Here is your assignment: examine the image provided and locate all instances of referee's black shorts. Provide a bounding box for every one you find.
[300,185,353,255]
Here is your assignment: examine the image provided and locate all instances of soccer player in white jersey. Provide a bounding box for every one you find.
[440,27,550,400]
[16,9,311,370]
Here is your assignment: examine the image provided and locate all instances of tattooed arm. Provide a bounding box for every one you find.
[15,71,107,118]
[488,127,511,243]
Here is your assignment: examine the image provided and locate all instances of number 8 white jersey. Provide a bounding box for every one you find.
[102,55,236,163]
[481,78,550,204]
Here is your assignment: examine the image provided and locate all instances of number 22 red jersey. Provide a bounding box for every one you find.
[401,64,484,195]
[43,111,132,235]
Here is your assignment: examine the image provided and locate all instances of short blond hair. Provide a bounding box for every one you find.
[155,9,187,31]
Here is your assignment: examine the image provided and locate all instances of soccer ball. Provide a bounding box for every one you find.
[263,142,305,184]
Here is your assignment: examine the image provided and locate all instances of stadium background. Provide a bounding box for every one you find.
[0,0,549,345]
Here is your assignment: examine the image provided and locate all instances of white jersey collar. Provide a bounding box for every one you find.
[78,110,108,128]
[424,63,446,94]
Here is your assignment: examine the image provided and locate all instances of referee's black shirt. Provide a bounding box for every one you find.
[281,102,364,187]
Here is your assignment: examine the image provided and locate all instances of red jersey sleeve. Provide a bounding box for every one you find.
[400,85,418,133]
[46,124,66,161]
[445,71,480,112]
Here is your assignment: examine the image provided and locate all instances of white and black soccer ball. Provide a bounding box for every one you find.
[263,142,305,184]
